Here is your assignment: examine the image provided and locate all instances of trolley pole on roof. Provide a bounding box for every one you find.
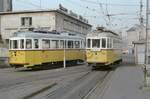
[145,0,149,65]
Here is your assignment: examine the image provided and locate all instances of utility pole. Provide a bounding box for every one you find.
[139,0,144,40]
[140,0,144,25]
[145,0,149,64]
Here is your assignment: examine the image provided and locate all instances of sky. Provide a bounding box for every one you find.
[12,0,147,32]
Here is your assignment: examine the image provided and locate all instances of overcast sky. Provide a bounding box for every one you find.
[12,0,147,31]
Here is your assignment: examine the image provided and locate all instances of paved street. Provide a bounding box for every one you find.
[101,66,150,99]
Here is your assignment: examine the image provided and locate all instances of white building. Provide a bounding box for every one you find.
[0,9,92,46]
[126,24,146,54]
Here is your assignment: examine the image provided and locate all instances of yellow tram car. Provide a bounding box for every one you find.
[86,30,122,68]
[9,31,85,68]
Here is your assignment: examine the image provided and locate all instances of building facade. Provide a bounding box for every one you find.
[126,24,146,54]
[0,0,12,12]
[0,10,92,45]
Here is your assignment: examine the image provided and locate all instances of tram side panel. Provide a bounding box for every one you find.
[106,49,122,65]
[9,50,26,67]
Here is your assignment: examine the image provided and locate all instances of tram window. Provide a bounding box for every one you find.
[13,40,18,49]
[82,40,85,48]
[51,40,59,48]
[9,40,12,49]
[20,39,24,49]
[68,41,73,48]
[113,39,117,49]
[75,41,80,48]
[87,39,91,48]
[92,39,100,48]
[34,39,39,49]
[81,41,83,48]
[110,39,113,48]
[26,39,32,49]
[60,40,64,48]
[107,38,109,48]
[102,38,106,48]
[42,39,50,49]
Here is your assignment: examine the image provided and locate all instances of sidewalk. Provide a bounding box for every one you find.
[102,66,150,99]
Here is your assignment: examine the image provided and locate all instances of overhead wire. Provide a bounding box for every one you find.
[80,0,143,7]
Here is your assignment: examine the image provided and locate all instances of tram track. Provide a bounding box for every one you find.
[40,70,111,99]
[83,71,114,99]
[0,65,90,91]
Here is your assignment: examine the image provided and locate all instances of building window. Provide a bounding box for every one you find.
[21,17,32,26]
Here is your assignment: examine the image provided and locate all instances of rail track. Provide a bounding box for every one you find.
[32,69,113,99]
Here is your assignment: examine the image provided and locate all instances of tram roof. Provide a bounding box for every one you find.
[87,31,120,39]
[10,31,85,40]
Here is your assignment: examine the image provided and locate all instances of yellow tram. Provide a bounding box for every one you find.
[9,31,85,68]
[86,30,122,68]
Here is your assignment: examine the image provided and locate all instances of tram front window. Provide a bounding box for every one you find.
[13,40,18,49]
[92,39,100,48]
[87,39,91,48]
[26,39,32,49]
[102,38,106,48]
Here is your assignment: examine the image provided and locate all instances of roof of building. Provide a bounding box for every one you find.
[0,9,92,27]
[126,24,145,32]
